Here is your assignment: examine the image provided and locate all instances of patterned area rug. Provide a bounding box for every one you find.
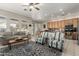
[0,41,62,56]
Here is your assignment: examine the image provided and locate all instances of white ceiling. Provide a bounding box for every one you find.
[0,3,79,22]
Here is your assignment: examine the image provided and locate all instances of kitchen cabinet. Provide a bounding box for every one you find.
[47,18,78,31]
[77,19,79,45]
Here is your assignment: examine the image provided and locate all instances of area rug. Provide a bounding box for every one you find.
[0,41,62,56]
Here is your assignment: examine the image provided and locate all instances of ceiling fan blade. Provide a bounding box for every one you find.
[34,3,39,5]
[24,8,27,11]
[29,3,34,6]
[34,7,40,10]
[29,8,32,11]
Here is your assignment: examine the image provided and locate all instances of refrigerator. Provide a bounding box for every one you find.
[77,19,79,45]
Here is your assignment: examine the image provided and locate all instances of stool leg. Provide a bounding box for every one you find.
[8,44,11,50]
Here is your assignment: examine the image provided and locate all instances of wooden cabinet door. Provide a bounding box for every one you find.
[57,21,59,28]
[60,21,63,29]
[59,21,61,28]
[58,21,61,29]
[57,21,60,29]
[50,22,52,28]
[47,22,51,28]
[59,21,61,29]
[72,18,78,27]
[52,22,54,28]
[67,19,73,25]
[64,20,68,25]
[62,20,65,28]
[55,21,57,28]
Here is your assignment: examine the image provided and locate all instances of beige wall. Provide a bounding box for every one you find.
[34,21,48,34]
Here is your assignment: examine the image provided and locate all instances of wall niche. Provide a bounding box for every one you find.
[43,24,46,28]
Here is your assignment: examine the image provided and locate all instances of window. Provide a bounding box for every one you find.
[0,23,7,28]
[10,23,16,28]
[0,19,7,32]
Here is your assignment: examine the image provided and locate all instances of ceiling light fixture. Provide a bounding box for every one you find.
[22,3,40,11]
[29,6,33,9]
[59,9,65,16]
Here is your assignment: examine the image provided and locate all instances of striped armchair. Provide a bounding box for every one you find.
[36,32,48,45]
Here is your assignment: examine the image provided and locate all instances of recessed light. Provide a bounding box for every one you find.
[45,14,48,16]
[59,9,63,11]
[29,6,33,9]
[68,13,71,15]
[62,11,65,14]
[22,3,29,5]
[38,13,41,15]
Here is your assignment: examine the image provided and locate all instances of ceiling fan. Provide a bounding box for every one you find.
[23,3,40,11]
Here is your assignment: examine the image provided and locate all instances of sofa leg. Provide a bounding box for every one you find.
[60,49,63,52]
[41,43,44,45]
[36,41,37,43]
[48,46,51,48]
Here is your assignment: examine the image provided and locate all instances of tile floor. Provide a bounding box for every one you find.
[62,39,79,56]
[32,37,79,56]
[0,37,79,56]
[0,41,62,56]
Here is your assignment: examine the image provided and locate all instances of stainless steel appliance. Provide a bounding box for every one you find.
[77,20,79,45]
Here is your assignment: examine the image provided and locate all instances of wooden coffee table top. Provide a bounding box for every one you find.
[0,35,29,46]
